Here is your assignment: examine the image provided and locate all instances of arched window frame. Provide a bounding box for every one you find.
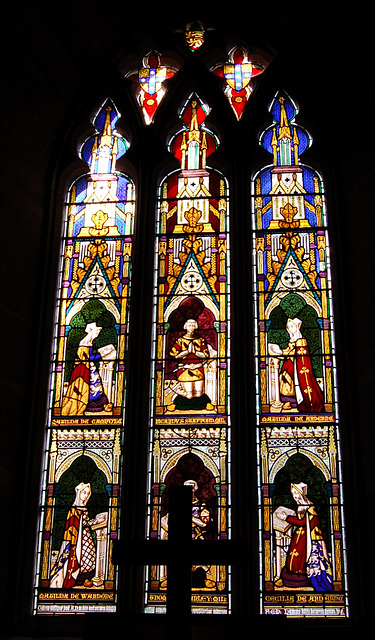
[33,100,137,614]
[8,20,358,636]
[251,90,348,617]
[145,93,232,614]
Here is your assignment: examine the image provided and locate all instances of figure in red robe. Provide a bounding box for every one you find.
[279,482,333,591]
[274,317,324,413]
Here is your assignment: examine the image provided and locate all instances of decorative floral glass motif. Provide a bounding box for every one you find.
[126,51,178,125]
[34,101,135,614]
[145,95,231,613]
[252,91,348,617]
[211,47,265,119]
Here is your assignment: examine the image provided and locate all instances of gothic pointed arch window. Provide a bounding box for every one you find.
[146,94,231,613]
[30,21,350,625]
[252,91,348,617]
[34,100,136,614]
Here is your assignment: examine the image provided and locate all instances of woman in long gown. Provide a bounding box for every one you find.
[50,483,96,589]
[280,482,333,591]
[61,322,115,415]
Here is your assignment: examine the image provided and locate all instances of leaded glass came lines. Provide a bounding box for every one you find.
[252,91,348,618]
[145,95,231,614]
[34,101,135,614]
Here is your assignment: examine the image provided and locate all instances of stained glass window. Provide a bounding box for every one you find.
[34,101,135,614]
[125,51,178,125]
[211,46,266,120]
[252,91,348,617]
[185,20,206,51]
[145,95,231,614]
[31,28,350,624]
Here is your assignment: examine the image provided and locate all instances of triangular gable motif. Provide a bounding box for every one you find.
[266,249,321,308]
[67,255,121,314]
[165,250,219,309]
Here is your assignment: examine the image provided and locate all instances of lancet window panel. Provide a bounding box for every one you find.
[252,91,348,618]
[145,95,231,614]
[34,101,135,614]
